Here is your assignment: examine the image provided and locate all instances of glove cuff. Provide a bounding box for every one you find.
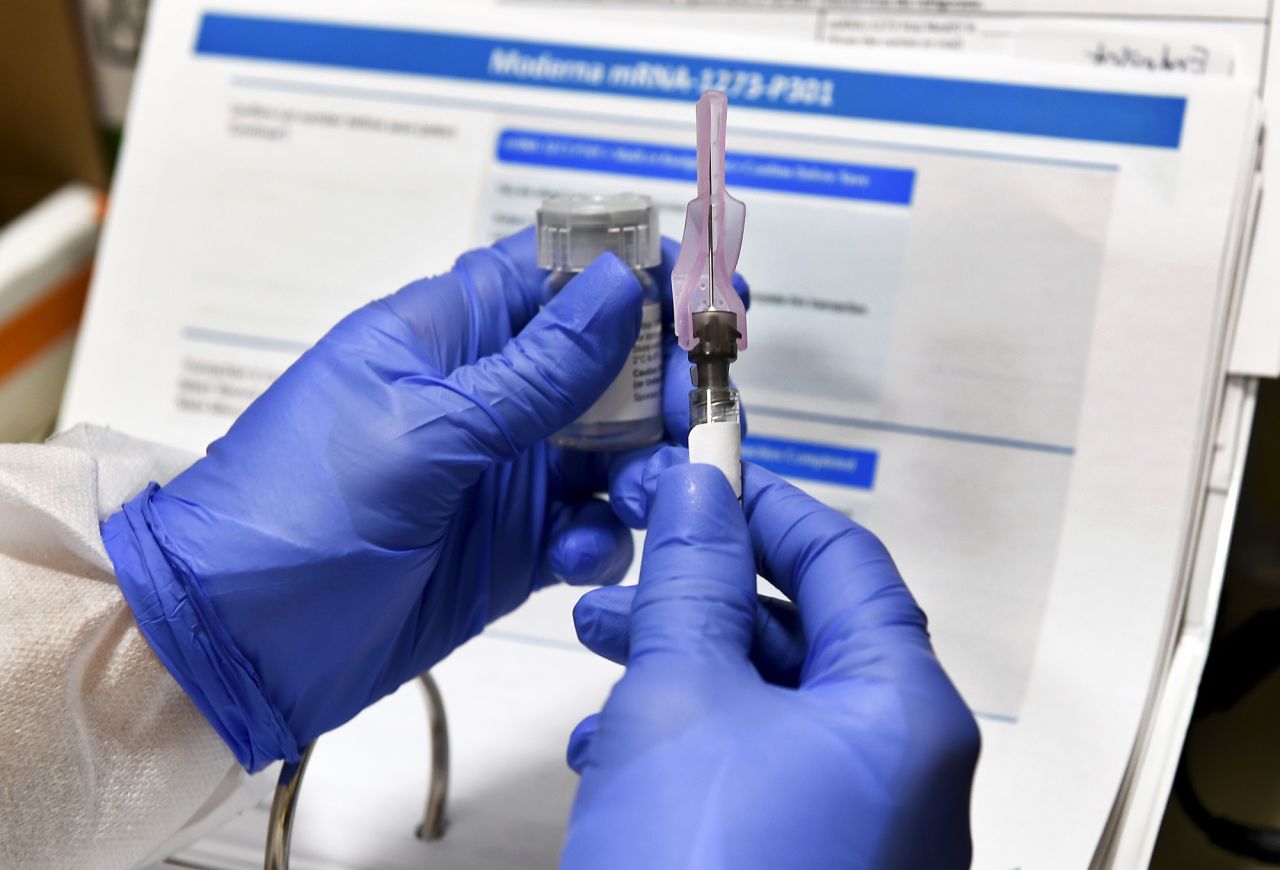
[102,484,299,771]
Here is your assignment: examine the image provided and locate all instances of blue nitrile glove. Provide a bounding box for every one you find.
[563,452,981,869]
[100,230,744,772]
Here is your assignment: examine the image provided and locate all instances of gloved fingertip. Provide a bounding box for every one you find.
[490,226,539,275]
[567,713,601,774]
[732,273,751,310]
[603,445,660,528]
[605,445,687,529]
[547,501,634,586]
[753,595,807,688]
[573,585,635,663]
[547,535,631,586]
[642,446,688,498]
[608,479,649,531]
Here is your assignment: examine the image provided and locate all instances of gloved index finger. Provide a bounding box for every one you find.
[490,225,550,295]
[741,463,932,676]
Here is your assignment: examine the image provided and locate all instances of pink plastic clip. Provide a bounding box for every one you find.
[671,90,748,351]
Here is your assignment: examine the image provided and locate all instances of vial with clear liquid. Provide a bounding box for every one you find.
[536,194,664,451]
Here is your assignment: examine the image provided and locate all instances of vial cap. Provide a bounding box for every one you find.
[537,194,662,271]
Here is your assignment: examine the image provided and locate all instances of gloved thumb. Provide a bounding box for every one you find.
[628,463,758,667]
[566,712,600,774]
[446,252,642,459]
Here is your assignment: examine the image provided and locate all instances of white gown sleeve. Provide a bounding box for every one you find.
[0,425,264,869]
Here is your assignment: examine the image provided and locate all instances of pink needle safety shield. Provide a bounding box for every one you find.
[671,90,748,351]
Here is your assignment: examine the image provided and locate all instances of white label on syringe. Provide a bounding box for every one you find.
[688,420,742,499]
[578,301,662,424]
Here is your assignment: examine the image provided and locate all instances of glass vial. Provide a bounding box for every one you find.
[536,194,664,451]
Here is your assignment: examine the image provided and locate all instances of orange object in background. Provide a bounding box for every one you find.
[0,185,102,442]
[0,259,92,384]
[0,2,107,440]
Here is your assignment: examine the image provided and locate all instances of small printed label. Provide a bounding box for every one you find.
[578,301,663,424]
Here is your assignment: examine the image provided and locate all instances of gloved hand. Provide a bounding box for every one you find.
[100,229,743,771]
[564,451,981,869]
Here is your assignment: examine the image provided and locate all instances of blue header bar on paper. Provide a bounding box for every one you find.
[741,436,878,489]
[497,130,915,204]
[196,14,1187,148]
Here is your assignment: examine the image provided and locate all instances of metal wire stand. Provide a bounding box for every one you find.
[263,672,451,870]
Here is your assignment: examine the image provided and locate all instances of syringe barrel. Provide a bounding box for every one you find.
[690,386,740,428]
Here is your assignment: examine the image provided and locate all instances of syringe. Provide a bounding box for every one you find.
[670,90,748,498]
